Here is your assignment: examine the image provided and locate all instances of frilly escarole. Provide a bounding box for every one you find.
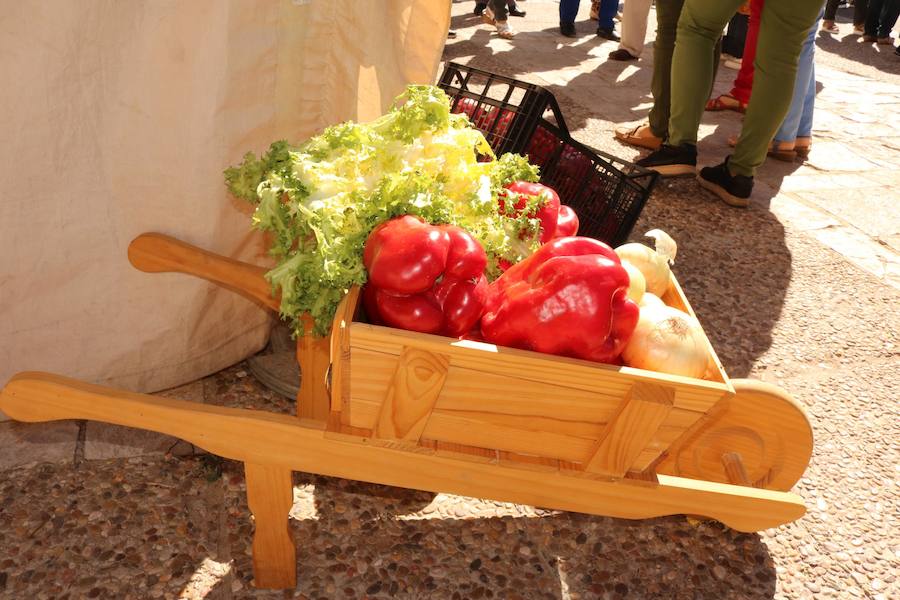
[225,85,539,336]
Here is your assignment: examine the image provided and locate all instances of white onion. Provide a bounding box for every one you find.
[622,305,708,379]
[639,293,665,310]
[620,260,646,303]
[614,229,677,296]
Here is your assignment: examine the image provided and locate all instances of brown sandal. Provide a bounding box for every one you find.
[613,123,662,151]
[706,94,747,113]
[728,135,797,162]
[794,137,812,160]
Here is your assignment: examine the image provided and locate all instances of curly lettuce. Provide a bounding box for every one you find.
[225,85,540,336]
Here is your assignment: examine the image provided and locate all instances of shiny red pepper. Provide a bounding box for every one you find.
[553,205,579,238]
[480,236,639,363]
[363,216,488,337]
[499,181,561,244]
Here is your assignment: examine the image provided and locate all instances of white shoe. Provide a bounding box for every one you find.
[497,21,516,39]
[724,58,742,70]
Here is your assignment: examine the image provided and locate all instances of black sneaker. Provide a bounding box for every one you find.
[636,143,697,176]
[697,157,753,207]
[596,27,620,41]
[560,21,577,37]
[509,7,527,17]
[474,2,487,16]
[608,48,637,61]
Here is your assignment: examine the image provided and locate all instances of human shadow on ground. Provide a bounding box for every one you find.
[215,467,779,599]
[444,17,655,133]
[814,11,900,74]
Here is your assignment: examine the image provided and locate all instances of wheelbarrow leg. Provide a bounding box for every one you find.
[244,463,296,589]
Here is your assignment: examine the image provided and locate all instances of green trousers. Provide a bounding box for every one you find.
[648,0,721,140]
[668,0,824,177]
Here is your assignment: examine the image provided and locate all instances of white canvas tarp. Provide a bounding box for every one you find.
[0,0,451,400]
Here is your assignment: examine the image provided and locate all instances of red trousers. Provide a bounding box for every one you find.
[730,0,763,104]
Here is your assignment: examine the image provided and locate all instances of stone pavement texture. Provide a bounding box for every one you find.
[1,1,899,598]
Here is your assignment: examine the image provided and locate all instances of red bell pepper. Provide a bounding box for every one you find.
[480,236,639,363]
[525,126,558,167]
[363,216,488,337]
[553,205,579,238]
[499,181,561,244]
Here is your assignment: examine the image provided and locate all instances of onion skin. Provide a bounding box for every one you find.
[615,243,671,296]
[639,293,665,310]
[622,306,708,379]
[620,260,646,304]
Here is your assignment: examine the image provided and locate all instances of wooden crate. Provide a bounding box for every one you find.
[327,276,734,480]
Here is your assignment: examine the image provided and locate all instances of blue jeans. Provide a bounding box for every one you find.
[560,0,618,29]
[774,11,822,143]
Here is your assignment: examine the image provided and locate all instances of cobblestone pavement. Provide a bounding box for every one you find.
[1,2,898,598]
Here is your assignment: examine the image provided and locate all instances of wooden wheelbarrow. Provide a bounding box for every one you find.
[0,233,813,590]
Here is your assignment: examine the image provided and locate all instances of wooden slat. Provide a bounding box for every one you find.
[499,451,560,472]
[245,463,296,589]
[349,323,730,401]
[127,233,280,312]
[423,411,596,462]
[583,383,674,477]
[374,347,449,443]
[432,441,499,464]
[0,372,808,532]
[342,348,394,428]
[295,315,331,423]
[329,286,360,414]
[346,344,715,464]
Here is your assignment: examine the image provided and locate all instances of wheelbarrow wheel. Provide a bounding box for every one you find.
[656,379,813,492]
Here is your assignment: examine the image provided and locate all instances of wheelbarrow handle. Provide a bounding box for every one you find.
[128,233,280,313]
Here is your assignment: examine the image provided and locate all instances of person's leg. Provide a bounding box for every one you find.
[822,0,841,30]
[560,0,581,35]
[876,0,900,37]
[489,0,509,21]
[597,0,620,36]
[854,0,870,29]
[507,0,526,17]
[560,0,581,23]
[648,0,686,139]
[729,0,826,176]
[722,12,749,57]
[773,12,821,145]
[667,0,746,147]
[729,0,763,105]
[618,0,654,56]
[864,0,884,36]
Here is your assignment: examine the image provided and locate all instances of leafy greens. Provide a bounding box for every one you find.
[225,85,540,336]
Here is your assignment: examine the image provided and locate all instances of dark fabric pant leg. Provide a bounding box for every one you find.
[876,0,900,36]
[489,0,509,21]
[865,0,884,35]
[598,0,619,30]
[722,12,750,57]
[560,0,581,23]
[854,0,869,26]
[824,0,841,20]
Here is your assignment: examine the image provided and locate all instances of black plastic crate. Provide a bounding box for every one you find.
[438,62,658,247]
